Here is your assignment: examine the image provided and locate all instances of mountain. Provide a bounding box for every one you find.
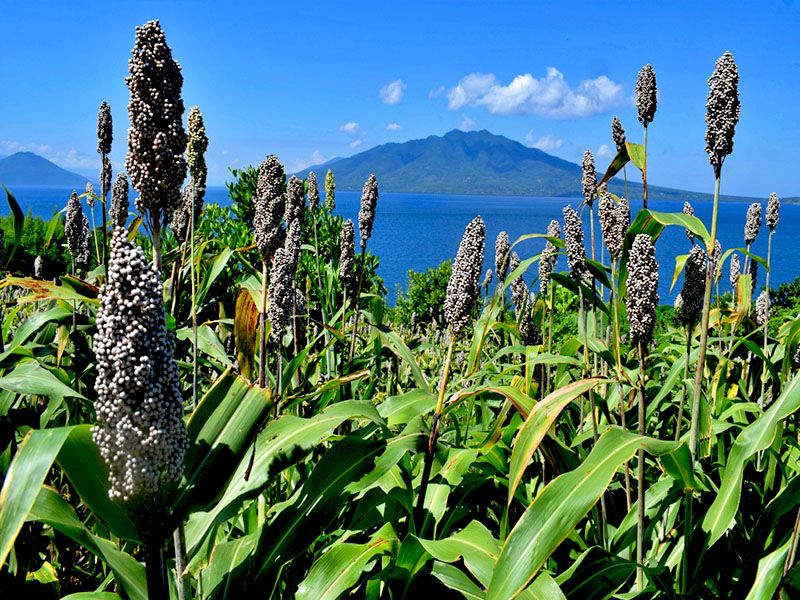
[296,129,747,202]
[0,152,90,187]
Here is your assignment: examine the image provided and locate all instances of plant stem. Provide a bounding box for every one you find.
[762,231,773,395]
[312,216,332,378]
[145,541,168,600]
[642,125,649,210]
[89,202,100,267]
[258,260,268,388]
[173,526,187,600]
[414,334,455,532]
[637,341,647,592]
[611,259,631,511]
[190,189,198,409]
[348,248,367,366]
[681,491,693,595]
[675,327,692,441]
[151,212,163,271]
[689,175,721,461]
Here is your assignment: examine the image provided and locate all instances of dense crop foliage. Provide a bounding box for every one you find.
[1,22,799,600]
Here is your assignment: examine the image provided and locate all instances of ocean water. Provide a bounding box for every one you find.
[6,185,796,304]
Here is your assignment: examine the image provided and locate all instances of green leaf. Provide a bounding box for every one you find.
[625,142,645,171]
[56,425,140,541]
[43,211,62,249]
[29,486,147,600]
[744,537,791,600]
[508,378,604,505]
[375,326,428,389]
[176,324,234,368]
[0,426,73,567]
[430,561,485,599]
[378,388,436,428]
[175,370,272,516]
[659,443,702,492]
[417,520,500,587]
[296,523,398,600]
[1,184,24,246]
[702,373,800,546]
[0,359,84,398]
[62,594,122,600]
[487,427,678,599]
[196,247,233,307]
[599,146,631,186]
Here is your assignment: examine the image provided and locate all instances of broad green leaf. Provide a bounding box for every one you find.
[744,537,791,600]
[175,370,272,516]
[62,594,122,600]
[526,572,566,600]
[378,388,436,427]
[375,326,428,389]
[417,520,500,587]
[1,184,24,246]
[555,545,636,599]
[29,486,146,600]
[202,531,257,599]
[508,378,604,505]
[659,443,702,492]
[703,373,800,546]
[176,324,234,368]
[296,523,398,600]
[0,276,98,304]
[5,306,71,350]
[625,141,645,171]
[56,425,140,541]
[0,426,73,567]
[431,561,485,599]
[196,247,234,307]
[0,359,84,398]
[599,145,630,185]
[487,427,678,599]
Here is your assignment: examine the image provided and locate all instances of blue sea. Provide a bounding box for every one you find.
[7,185,796,304]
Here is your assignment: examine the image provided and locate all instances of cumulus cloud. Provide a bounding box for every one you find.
[459,115,477,131]
[597,144,614,159]
[379,79,407,104]
[523,132,565,152]
[386,123,401,131]
[339,122,360,134]
[446,68,625,119]
[349,139,363,150]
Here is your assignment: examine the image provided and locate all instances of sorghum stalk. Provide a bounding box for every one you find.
[636,65,657,209]
[690,51,739,462]
[97,101,112,265]
[763,193,779,387]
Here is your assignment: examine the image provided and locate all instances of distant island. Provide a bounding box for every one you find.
[297,129,771,203]
[0,152,90,187]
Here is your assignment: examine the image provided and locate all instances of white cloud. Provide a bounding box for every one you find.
[523,132,564,152]
[339,121,360,134]
[597,143,614,159]
[0,140,95,169]
[288,149,327,172]
[386,123,401,131]
[429,85,446,99]
[379,79,407,104]
[446,68,625,118]
[349,139,363,150]
[459,115,476,131]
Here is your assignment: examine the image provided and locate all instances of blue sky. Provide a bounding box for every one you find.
[1,1,798,197]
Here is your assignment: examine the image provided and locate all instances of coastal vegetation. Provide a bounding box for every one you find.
[1,19,799,600]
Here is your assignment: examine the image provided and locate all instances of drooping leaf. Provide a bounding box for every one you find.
[0,359,84,398]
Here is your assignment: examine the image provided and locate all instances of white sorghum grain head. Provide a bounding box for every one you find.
[626,233,659,347]
[495,231,511,282]
[599,191,625,261]
[285,176,305,226]
[539,219,560,295]
[339,219,356,292]
[325,169,336,212]
[186,106,208,204]
[581,150,597,207]
[756,290,770,326]
[444,216,485,337]
[110,173,129,229]
[635,65,657,126]
[307,172,319,210]
[97,100,113,156]
[729,253,740,289]
[563,205,587,281]
[509,252,527,311]
[611,116,626,152]
[34,255,43,279]
[65,191,90,271]
[744,202,762,246]
[678,245,707,327]
[767,192,780,232]
[92,228,188,524]
[705,52,740,174]
[100,155,112,199]
[254,155,285,262]
[683,201,695,244]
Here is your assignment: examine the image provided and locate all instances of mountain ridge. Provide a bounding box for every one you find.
[0,152,90,187]
[296,129,761,203]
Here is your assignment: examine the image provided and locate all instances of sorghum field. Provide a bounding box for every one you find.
[2,19,800,600]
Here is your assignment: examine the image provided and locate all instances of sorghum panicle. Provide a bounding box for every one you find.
[254,155,286,262]
[34,255,43,279]
[307,172,320,210]
[705,51,740,172]
[285,176,305,226]
[767,192,780,231]
[635,65,657,126]
[358,174,379,250]
[678,245,707,327]
[186,106,208,204]
[268,242,296,343]
[444,216,485,337]
[581,150,597,207]
[126,20,187,217]
[626,233,659,347]
[325,169,336,212]
[111,173,129,228]
[100,155,112,198]
[599,191,624,261]
[611,116,626,152]
[756,290,770,326]
[97,100,113,156]
[339,219,356,292]
[729,253,740,289]
[509,252,527,311]
[65,191,90,270]
[495,231,511,282]
[539,219,560,295]
[92,228,188,514]
[563,205,587,281]
[750,258,759,291]
[744,202,762,246]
